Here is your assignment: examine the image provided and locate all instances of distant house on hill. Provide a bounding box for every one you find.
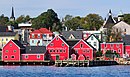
[62,31,83,40]
[112,21,130,35]
[0,32,19,49]
[29,28,53,46]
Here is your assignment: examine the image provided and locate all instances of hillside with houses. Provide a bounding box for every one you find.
[1,8,130,64]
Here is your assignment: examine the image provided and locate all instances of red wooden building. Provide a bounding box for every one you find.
[71,39,96,60]
[46,35,69,61]
[100,42,124,57]
[21,46,46,61]
[2,40,25,61]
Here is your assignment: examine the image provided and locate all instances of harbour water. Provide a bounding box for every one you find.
[0,65,130,77]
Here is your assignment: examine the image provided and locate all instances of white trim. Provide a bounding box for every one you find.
[46,35,69,47]
[72,39,93,50]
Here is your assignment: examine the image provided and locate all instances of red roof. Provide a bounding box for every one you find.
[39,28,52,34]
[31,30,42,33]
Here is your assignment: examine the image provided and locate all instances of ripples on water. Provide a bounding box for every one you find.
[0,65,130,77]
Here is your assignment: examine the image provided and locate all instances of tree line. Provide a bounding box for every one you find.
[1,9,130,32]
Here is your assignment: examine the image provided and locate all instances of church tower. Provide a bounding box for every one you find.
[10,7,15,21]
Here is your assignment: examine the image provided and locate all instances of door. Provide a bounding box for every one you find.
[56,55,59,60]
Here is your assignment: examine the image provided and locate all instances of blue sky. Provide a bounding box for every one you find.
[0,0,130,19]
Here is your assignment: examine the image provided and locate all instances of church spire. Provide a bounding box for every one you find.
[10,7,15,21]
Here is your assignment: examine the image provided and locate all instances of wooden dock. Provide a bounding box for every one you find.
[55,60,118,67]
[55,60,89,67]
[0,60,118,67]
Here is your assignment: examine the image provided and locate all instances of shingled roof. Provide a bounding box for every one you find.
[103,10,116,28]
[24,46,46,54]
[0,32,17,36]
[0,26,7,32]
[12,40,25,49]
[62,31,83,40]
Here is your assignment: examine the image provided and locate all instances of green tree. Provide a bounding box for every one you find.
[64,16,81,30]
[123,14,130,25]
[96,51,103,57]
[0,14,9,26]
[82,14,103,30]
[16,15,31,23]
[32,9,61,31]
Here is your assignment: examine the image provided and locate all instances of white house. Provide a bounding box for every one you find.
[112,21,130,35]
[85,34,100,51]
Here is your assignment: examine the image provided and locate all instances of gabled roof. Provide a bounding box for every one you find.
[103,10,116,28]
[72,39,96,50]
[12,40,25,49]
[123,35,130,45]
[0,32,17,36]
[62,31,82,40]
[113,21,130,28]
[31,30,42,33]
[67,40,79,47]
[46,35,69,47]
[39,28,52,34]
[86,34,101,42]
[0,26,7,32]
[24,46,46,54]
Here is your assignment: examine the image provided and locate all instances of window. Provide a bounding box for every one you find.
[116,44,119,48]
[94,42,96,46]
[32,34,34,38]
[2,38,4,41]
[14,50,16,53]
[50,43,54,46]
[60,50,62,52]
[11,56,15,59]
[63,50,66,53]
[118,49,121,53]
[116,29,118,32]
[56,37,59,40]
[38,34,40,38]
[80,44,83,48]
[111,44,113,48]
[6,38,8,41]
[86,56,89,59]
[37,55,40,59]
[50,50,53,53]
[56,50,58,52]
[25,55,28,59]
[10,43,12,47]
[105,44,107,48]
[75,50,78,53]
[32,40,34,43]
[124,29,126,32]
[5,55,8,58]
[87,49,90,53]
[62,43,64,47]
[53,50,55,52]
[91,36,93,40]
[5,50,8,53]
